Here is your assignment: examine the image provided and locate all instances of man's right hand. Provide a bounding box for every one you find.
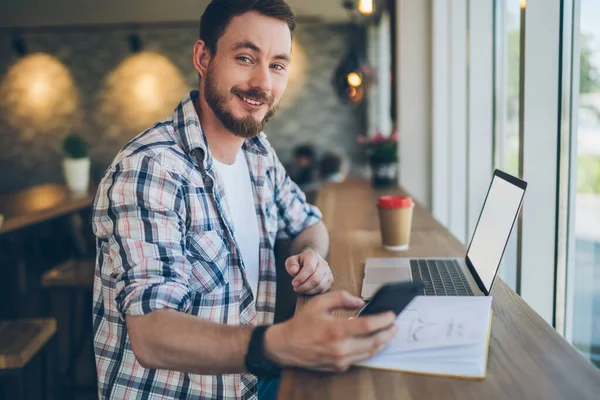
[264,291,397,372]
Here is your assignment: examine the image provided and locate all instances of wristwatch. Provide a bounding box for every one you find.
[244,325,282,379]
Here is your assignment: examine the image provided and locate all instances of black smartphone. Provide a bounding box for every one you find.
[355,280,423,317]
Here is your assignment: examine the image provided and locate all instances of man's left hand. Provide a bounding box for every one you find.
[285,248,334,295]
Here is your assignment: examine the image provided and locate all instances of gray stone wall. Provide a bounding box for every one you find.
[0,23,366,193]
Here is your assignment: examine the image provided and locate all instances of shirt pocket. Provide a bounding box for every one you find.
[185,230,230,294]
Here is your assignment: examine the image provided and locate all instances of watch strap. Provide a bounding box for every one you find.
[244,325,281,379]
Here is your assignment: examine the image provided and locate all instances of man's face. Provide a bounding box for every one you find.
[202,11,291,138]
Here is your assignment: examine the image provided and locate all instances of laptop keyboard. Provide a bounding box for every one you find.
[410,259,474,296]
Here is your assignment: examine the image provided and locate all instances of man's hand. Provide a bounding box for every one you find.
[285,248,333,294]
[264,291,397,372]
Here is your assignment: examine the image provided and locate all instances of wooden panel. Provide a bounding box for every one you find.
[0,319,56,369]
[279,179,600,399]
[0,184,95,235]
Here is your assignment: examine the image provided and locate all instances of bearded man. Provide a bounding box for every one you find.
[92,1,396,398]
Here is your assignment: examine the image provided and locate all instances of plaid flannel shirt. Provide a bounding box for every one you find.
[92,90,322,399]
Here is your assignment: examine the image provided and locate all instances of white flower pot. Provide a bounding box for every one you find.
[63,157,91,193]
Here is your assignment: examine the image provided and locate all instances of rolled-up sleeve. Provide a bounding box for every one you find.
[93,154,193,320]
[270,148,323,240]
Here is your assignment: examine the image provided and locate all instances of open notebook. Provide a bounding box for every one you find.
[355,296,493,380]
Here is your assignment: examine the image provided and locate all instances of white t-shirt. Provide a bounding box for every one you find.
[212,150,260,297]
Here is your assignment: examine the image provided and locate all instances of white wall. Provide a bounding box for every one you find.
[431,0,450,225]
[430,0,494,245]
[366,12,393,137]
[447,0,468,243]
[467,0,494,238]
[396,0,432,209]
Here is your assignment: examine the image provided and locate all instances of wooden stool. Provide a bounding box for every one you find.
[41,259,95,397]
[0,319,58,399]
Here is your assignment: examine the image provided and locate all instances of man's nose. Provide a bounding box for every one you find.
[249,64,272,94]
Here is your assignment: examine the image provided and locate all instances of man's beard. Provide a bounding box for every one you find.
[204,64,279,138]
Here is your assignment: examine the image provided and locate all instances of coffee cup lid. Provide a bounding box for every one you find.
[377,195,413,209]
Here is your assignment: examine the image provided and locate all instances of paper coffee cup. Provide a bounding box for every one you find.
[377,195,414,251]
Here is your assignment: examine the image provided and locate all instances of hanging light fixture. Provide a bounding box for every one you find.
[332,2,374,106]
[332,31,373,106]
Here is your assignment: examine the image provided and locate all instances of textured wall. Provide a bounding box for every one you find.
[0,23,366,193]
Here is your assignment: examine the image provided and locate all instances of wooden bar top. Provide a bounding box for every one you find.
[278,179,600,400]
[0,184,95,235]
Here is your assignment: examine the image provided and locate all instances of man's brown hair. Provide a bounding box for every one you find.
[200,0,296,55]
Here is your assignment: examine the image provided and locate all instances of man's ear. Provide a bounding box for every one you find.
[193,40,212,78]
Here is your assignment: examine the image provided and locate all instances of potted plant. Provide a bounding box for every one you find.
[357,130,399,188]
[62,134,90,193]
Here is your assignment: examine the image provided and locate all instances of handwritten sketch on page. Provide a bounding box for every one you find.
[382,296,493,353]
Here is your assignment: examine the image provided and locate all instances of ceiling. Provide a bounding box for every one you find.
[0,0,351,29]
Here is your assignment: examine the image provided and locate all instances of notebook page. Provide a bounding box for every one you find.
[378,296,492,353]
[355,297,493,379]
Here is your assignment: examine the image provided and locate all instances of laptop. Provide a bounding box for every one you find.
[361,169,528,299]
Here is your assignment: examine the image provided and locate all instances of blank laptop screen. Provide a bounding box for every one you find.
[466,174,526,293]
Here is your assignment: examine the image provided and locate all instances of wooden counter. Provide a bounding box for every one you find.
[0,184,95,235]
[278,179,600,400]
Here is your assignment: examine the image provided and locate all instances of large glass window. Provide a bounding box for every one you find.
[503,1,521,178]
[570,0,600,369]
[495,0,522,290]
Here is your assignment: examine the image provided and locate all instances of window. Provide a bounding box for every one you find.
[568,0,600,369]
[494,0,522,290]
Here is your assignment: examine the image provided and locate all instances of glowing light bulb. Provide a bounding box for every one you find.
[359,0,374,15]
[28,73,52,107]
[347,72,362,87]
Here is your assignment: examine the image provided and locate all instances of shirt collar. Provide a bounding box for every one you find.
[173,90,270,170]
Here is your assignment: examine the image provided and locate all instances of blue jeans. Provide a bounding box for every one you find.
[257,378,280,400]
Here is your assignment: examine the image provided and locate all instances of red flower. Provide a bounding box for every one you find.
[390,130,399,142]
[357,135,366,144]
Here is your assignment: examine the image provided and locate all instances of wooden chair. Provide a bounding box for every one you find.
[0,319,58,399]
[41,258,95,397]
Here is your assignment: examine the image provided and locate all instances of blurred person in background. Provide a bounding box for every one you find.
[319,151,347,183]
[287,144,318,203]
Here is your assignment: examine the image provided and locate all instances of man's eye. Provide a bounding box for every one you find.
[271,64,285,71]
[237,56,252,63]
